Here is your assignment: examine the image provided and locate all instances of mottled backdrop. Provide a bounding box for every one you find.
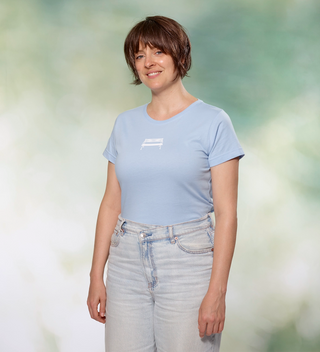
[1,0,319,351]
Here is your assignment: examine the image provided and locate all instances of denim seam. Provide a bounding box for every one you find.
[207,228,214,245]
[149,242,158,291]
[139,240,151,287]
[175,241,214,254]
[121,224,212,238]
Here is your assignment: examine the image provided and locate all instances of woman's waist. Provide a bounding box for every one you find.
[114,212,214,239]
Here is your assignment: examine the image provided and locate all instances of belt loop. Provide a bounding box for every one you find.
[210,212,215,229]
[168,226,175,244]
[119,217,126,234]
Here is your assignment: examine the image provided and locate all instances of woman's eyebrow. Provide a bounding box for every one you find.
[136,44,156,53]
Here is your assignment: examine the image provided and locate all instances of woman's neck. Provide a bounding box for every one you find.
[147,80,198,121]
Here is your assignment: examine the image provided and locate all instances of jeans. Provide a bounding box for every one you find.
[105,212,222,352]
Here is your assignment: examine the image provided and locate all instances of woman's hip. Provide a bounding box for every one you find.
[107,212,215,292]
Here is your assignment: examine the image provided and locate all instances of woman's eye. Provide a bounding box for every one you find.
[135,55,143,60]
[156,50,162,54]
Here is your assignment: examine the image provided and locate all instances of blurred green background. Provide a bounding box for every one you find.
[1,0,319,351]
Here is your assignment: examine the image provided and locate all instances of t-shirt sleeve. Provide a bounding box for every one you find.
[208,110,245,167]
[102,120,118,164]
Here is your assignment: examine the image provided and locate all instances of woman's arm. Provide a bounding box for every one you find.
[87,161,121,323]
[198,157,240,337]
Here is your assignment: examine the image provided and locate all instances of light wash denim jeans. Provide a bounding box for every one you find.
[105,212,222,352]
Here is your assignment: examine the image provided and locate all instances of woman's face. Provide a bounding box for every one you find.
[134,42,178,92]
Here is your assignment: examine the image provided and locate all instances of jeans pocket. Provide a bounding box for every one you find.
[176,227,214,254]
[110,229,121,247]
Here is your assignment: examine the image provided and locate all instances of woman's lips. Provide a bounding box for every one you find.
[146,71,162,78]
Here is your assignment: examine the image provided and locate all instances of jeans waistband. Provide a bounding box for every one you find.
[114,212,214,238]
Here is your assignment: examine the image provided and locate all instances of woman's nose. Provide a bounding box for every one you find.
[144,54,155,68]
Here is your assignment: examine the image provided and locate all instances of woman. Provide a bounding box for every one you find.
[87,15,245,352]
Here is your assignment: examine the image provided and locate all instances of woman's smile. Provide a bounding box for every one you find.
[146,71,162,78]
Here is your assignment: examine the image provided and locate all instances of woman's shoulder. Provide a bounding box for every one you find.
[194,100,229,123]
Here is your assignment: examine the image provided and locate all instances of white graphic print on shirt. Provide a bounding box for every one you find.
[140,138,164,150]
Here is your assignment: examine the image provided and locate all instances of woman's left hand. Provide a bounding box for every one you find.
[198,290,226,337]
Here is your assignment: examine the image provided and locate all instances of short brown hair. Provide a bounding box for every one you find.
[124,16,192,85]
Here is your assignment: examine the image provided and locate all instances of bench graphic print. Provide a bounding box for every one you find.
[140,138,164,150]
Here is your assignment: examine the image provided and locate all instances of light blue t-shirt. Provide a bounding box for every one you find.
[103,99,245,225]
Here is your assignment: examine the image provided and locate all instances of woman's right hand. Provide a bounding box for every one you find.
[87,279,107,323]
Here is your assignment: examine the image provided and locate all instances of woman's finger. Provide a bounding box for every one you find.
[198,318,207,338]
[87,306,91,318]
[91,301,99,320]
[99,297,106,320]
[92,302,105,323]
[218,321,224,334]
[87,299,93,319]
[206,322,214,336]
[88,299,102,322]
[212,322,220,334]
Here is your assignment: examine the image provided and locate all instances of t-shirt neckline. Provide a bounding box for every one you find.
[144,99,202,124]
